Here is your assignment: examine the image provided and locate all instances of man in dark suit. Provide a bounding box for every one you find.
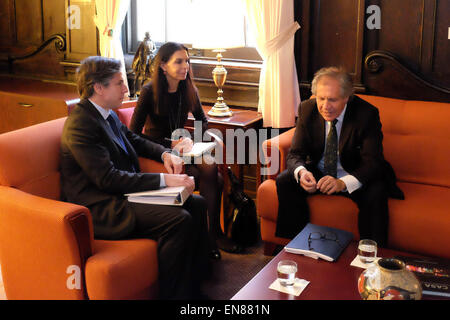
[60,56,209,299]
[276,67,403,247]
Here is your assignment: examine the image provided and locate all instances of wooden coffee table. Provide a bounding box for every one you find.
[232,241,420,300]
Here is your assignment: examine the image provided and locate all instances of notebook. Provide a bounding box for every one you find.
[125,185,191,206]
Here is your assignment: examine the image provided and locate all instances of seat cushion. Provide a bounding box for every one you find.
[257,179,359,237]
[388,182,450,258]
[257,179,359,242]
[308,194,359,238]
[85,239,158,299]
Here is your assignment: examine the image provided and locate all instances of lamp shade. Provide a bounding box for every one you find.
[191,0,246,49]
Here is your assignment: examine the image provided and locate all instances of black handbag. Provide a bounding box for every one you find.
[226,166,259,247]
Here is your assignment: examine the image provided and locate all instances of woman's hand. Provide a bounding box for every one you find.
[172,137,193,153]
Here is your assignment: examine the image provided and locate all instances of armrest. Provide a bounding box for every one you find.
[0,186,93,299]
[261,128,295,179]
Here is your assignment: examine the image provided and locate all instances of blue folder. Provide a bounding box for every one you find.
[284,223,354,262]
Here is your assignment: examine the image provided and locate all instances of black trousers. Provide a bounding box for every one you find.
[129,194,209,299]
[275,170,389,247]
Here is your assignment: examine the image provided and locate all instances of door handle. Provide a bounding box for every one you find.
[18,102,33,108]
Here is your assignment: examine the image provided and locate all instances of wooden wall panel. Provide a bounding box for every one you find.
[0,0,16,48]
[431,0,450,87]
[65,0,98,61]
[14,0,43,46]
[43,0,65,39]
[296,0,449,102]
[377,0,423,72]
[312,0,364,81]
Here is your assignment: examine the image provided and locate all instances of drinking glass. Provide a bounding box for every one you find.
[358,239,377,264]
[277,260,297,286]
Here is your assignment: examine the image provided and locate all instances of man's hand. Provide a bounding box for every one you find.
[317,176,346,195]
[162,152,184,174]
[164,174,195,194]
[299,169,317,193]
[172,137,193,154]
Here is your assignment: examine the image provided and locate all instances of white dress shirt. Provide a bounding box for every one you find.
[293,105,362,193]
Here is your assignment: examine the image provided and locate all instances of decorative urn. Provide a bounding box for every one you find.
[358,258,422,300]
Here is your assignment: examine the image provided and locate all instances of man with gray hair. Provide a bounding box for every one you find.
[275,67,403,247]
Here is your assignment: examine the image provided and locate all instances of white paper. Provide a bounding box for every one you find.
[269,278,310,296]
[181,142,216,157]
[350,255,381,269]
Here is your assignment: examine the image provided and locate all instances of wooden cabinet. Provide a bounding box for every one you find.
[0,93,67,133]
[0,76,78,134]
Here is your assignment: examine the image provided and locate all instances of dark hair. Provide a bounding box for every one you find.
[150,42,198,115]
[76,56,122,99]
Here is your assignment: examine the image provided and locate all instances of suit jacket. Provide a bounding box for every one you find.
[286,95,403,199]
[60,99,170,239]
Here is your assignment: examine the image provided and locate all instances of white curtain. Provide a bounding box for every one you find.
[243,0,300,128]
[94,0,130,90]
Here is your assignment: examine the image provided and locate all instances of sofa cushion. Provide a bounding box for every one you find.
[389,182,450,258]
[308,194,359,238]
[85,239,158,299]
[258,177,450,258]
[358,95,450,188]
[257,179,359,237]
[0,117,66,200]
[116,106,135,128]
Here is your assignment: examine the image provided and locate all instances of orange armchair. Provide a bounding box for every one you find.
[0,117,166,299]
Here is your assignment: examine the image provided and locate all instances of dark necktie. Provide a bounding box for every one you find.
[324,119,338,178]
[106,114,127,153]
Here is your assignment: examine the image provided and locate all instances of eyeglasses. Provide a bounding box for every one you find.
[308,232,343,251]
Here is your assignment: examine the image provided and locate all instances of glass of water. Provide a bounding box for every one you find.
[358,239,377,264]
[277,260,297,286]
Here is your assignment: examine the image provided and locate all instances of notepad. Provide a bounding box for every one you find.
[181,142,216,157]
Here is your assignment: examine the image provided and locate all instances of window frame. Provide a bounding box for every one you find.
[123,0,262,63]
[122,0,262,109]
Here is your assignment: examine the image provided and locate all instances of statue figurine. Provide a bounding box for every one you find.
[132,32,155,97]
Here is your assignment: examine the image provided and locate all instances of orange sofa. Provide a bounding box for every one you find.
[258,94,450,259]
[0,112,167,299]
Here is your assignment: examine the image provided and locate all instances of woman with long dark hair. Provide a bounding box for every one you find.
[130,42,232,260]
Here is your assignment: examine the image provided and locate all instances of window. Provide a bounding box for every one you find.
[125,0,261,62]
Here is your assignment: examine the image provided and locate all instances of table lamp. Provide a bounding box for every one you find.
[192,0,245,117]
